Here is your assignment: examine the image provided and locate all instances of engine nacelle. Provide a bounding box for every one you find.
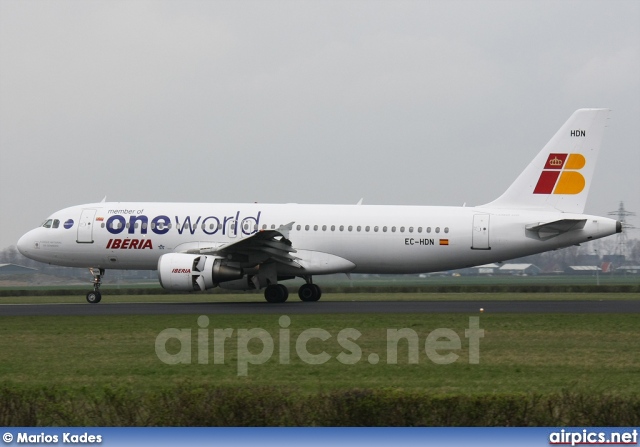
[157,253,243,292]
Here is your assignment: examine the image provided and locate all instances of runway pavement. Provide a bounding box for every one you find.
[1,299,639,316]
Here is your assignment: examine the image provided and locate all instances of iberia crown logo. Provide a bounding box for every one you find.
[548,156,564,167]
[533,153,586,194]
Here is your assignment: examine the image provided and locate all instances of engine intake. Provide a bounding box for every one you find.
[157,253,243,291]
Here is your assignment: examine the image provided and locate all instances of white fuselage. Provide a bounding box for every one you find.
[17,202,619,275]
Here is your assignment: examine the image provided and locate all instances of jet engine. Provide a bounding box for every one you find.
[157,253,243,291]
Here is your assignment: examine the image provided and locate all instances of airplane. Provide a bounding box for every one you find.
[17,108,622,304]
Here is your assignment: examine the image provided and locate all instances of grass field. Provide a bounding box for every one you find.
[1,310,639,394]
[1,291,639,304]
[3,273,640,287]
[2,291,639,425]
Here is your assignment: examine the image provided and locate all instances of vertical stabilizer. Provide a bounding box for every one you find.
[481,108,610,213]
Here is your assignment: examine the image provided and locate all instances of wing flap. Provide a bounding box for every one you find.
[195,223,300,267]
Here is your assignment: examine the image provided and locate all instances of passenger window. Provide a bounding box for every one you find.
[365,226,370,232]
[296,225,301,231]
[436,227,440,233]
[426,227,431,233]
[357,226,361,232]
[409,227,414,233]
[417,227,422,233]
[331,225,335,231]
[374,226,378,232]
[314,225,318,231]
[400,226,405,232]
[305,225,310,231]
[322,225,327,231]
[383,226,387,232]
[392,226,396,232]
[444,227,449,233]
[339,225,344,231]
[348,226,353,232]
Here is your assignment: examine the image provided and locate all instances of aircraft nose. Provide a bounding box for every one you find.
[17,231,34,256]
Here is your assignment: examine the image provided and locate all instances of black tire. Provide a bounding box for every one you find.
[312,284,322,300]
[264,284,288,303]
[277,284,289,301]
[86,291,102,304]
[298,283,321,302]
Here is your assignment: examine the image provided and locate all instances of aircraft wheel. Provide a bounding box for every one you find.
[312,284,322,300]
[86,291,102,304]
[298,283,321,302]
[277,284,289,301]
[264,284,288,303]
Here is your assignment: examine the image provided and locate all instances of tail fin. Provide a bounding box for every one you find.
[482,108,610,213]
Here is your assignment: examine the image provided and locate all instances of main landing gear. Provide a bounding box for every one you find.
[264,284,289,303]
[298,283,321,302]
[86,268,104,304]
[262,278,322,303]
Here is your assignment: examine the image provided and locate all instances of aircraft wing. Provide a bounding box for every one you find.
[525,219,587,241]
[183,222,302,268]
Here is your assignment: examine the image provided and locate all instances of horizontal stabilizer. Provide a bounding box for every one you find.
[525,219,586,240]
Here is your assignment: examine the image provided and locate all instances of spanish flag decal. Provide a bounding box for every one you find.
[96,217,104,222]
[439,239,449,246]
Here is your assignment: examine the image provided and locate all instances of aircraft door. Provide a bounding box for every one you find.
[471,214,490,250]
[77,209,97,243]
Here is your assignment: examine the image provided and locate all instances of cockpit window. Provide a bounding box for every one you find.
[52,219,60,229]
[42,219,53,228]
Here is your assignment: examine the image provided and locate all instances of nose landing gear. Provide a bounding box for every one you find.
[86,268,104,304]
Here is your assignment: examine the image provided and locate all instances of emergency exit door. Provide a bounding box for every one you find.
[471,214,490,250]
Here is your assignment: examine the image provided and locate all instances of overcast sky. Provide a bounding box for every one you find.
[1,0,639,249]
